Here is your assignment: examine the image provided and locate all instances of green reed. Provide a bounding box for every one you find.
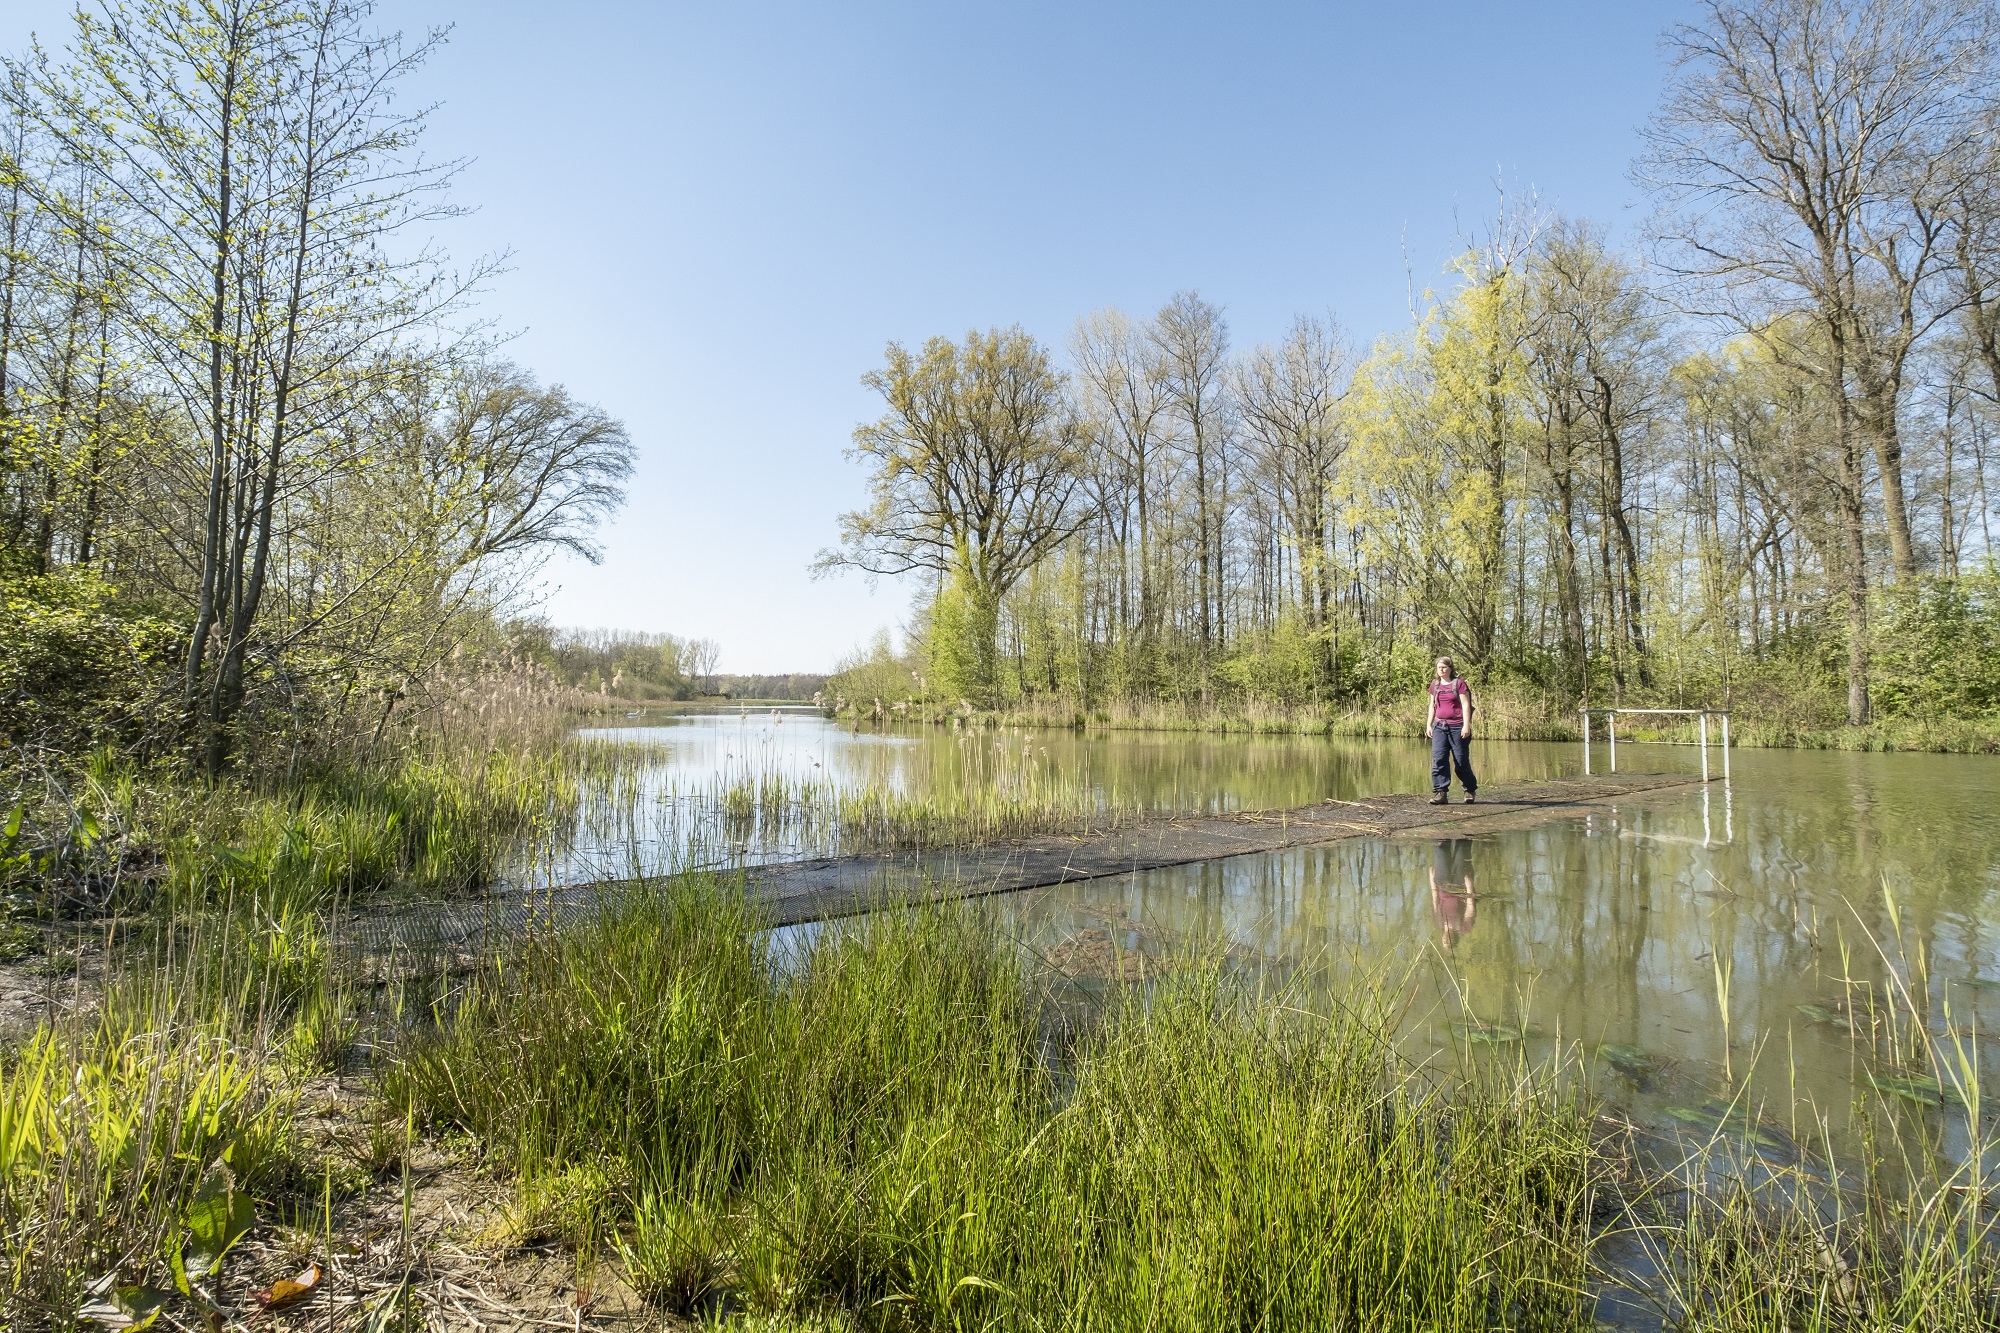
[671,762,1141,858]
[0,740,589,921]
[1615,883,2000,1331]
[381,880,1601,1330]
[0,893,341,1322]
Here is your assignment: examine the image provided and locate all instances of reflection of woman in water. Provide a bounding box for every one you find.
[1430,838,1476,948]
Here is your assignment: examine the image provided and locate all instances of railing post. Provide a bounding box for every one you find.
[1699,712,1710,782]
[1582,710,1590,775]
[1609,713,1617,773]
[1721,713,1730,782]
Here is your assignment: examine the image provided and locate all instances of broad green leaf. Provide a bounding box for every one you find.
[175,1169,255,1289]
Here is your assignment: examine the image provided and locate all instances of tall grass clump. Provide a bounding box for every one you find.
[726,904,1046,1319]
[1642,1168,2000,1330]
[682,764,1142,858]
[381,880,1603,1329]
[146,747,580,910]
[2,658,603,923]
[0,739,584,923]
[0,902,328,1324]
[380,877,767,1186]
[820,774,1137,853]
[1012,975,1598,1330]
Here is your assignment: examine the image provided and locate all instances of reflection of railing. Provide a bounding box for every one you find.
[1581,707,1731,782]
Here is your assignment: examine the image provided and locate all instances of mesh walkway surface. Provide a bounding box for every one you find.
[741,772,1703,926]
[336,768,1712,956]
[344,772,1705,957]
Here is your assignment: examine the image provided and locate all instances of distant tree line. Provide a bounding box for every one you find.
[503,626,827,703]
[821,0,2000,731]
[713,674,828,703]
[0,1,635,773]
[512,626,719,701]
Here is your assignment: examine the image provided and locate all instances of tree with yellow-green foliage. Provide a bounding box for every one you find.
[818,327,1087,706]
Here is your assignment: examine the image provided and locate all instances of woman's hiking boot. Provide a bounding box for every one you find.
[1464,790,1477,804]
[1429,790,1448,805]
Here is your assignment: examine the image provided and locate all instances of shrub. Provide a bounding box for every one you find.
[0,569,180,759]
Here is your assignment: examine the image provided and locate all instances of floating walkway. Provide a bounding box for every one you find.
[340,772,1706,955]
[748,772,1704,927]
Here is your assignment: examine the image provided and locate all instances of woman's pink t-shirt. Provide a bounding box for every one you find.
[1431,678,1471,725]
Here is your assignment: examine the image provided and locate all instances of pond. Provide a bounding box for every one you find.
[565,708,2000,1170]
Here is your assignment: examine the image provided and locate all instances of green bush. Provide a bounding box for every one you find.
[1871,568,2000,721]
[0,569,180,758]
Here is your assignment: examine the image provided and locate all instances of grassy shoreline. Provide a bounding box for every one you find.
[6,698,1999,1329]
[829,693,2000,755]
[7,872,1998,1330]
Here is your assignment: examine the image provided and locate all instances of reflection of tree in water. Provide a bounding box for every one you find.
[993,749,2000,1171]
[820,725,1575,818]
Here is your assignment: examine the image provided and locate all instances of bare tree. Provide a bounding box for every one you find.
[1070,308,1172,653]
[1949,104,2000,426]
[1642,0,2000,720]
[1151,291,1232,693]
[1237,315,1349,693]
[1528,221,1664,690]
[398,361,634,571]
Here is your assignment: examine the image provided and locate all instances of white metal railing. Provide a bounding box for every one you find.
[1580,707,1730,782]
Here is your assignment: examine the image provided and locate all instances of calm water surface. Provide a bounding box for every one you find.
[571,709,2000,1161]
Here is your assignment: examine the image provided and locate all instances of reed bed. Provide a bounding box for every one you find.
[382,880,1602,1329]
[142,749,580,911]
[565,738,1151,865]
[846,690,2000,754]
[1610,884,2000,1331]
[698,769,1141,855]
[4,744,587,923]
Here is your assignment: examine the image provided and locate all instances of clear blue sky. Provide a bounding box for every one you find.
[4,1,1697,672]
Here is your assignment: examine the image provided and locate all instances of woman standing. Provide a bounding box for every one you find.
[1424,657,1477,804]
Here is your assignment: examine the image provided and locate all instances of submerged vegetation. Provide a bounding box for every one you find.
[682,762,1142,856]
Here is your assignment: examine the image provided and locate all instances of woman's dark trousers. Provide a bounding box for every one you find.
[1432,723,1476,794]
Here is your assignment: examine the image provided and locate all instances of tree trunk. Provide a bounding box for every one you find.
[187,40,243,748]
[1850,370,1917,581]
[1594,373,1650,686]
[76,315,109,564]
[1472,367,1508,670]
[1831,337,1871,726]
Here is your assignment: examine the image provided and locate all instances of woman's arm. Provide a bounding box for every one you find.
[1424,683,1437,736]
[1460,681,1474,737]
